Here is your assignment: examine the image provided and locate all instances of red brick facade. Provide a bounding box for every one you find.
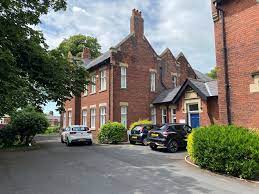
[62,9,218,138]
[212,0,259,128]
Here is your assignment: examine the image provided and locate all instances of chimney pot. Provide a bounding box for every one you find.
[130,9,144,38]
[81,47,91,59]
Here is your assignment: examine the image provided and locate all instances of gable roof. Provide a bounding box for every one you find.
[153,87,181,104]
[173,79,218,103]
[153,77,218,105]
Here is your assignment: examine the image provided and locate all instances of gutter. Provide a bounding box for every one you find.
[214,3,232,125]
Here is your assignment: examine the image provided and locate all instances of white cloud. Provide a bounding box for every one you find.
[39,0,216,72]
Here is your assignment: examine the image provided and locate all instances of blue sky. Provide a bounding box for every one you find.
[41,0,216,115]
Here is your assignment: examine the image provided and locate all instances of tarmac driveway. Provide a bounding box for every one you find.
[0,136,258,194]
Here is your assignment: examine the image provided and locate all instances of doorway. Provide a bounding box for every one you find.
[187,104,200,128]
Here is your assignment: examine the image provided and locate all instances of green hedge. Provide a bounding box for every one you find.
[129,119,152,130]
[98,122,126,144]
[187,125,259,180]
[44,126,60,134]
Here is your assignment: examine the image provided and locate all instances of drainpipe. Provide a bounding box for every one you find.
[215,3,232,125]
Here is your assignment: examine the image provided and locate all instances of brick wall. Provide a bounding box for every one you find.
[213,0,259,128]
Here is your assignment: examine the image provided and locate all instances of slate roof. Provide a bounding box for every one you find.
[153,87,181,104]
[83,33,135,70]
[172,79,218,103]
[194,69,214,82]
[84,51,110,70]
[153,78,218,104]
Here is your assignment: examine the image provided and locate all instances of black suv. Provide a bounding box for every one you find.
[148,123,192,153]
[129,124,159,145]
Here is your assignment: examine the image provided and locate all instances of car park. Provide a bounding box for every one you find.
[61,125,93,146]
[129,124,159,145]
[148,123,192,153]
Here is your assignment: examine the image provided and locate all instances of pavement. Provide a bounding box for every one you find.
[0,135,258,194]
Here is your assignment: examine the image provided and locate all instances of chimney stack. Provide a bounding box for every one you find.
[81,47,91,59]
[130,9,144,38]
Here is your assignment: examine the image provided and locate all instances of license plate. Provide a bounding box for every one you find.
[132,136,137,139]
[151,133,158,137]
[79,138,85,142]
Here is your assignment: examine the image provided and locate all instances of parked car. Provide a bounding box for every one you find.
[148,123,192,153]
[129,124,160,145]
[61,125,93,146]
[60,127,69,143]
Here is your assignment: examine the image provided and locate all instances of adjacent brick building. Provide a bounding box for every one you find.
[62,9,219,138]
[212,0,259,128]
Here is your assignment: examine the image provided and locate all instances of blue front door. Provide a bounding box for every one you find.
[190,113,200,128]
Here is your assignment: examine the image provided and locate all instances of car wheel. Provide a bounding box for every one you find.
[167,140,179,153]
[150,143,158,150]
[142,138,148,146]
[66,138,71,147]
[130,141,136,145]
[61,136,64,143]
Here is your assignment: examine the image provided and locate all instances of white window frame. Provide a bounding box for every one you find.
[172,75,177,88]
[99,106,106,127]
[150,72,156,92]
[83,85,88,96]
[82,109,87,126]
[90,108,96,129]
[68,111,72,126]
[91,75,96,94]
[170,108,177,123]
[121,67,127,89]
[162,108,167,124]
[63,113,66,127]
[100,70,107,91]
[121,106,127,128]
[151,107,156,124]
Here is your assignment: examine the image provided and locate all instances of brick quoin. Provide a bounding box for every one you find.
[212,0,259,129]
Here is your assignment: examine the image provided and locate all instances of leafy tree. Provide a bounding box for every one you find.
[0,0,91,117]
[11,106,49,145]
[57,34,101,58]
[207,67,217,79]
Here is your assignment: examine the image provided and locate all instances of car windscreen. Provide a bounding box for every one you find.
[132,126,143,131]
[158,125,169,131]
[72,127,89,131]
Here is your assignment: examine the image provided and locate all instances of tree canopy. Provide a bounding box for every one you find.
[0,0,94,116]
[207,67,217,80]
[57,34,101,58]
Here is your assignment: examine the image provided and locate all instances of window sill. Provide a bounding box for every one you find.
[90,128,96,131]
[120,88,127,90]
[99,89,107,93]
[90,92,96,95]
[83,94,88,97]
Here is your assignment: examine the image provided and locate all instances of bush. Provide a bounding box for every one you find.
[44,126,60,134]
[11,107,49,145]
[129,119,152,130]
[98,122,126,144]
[187,125,259,179]
[0,124,17,147]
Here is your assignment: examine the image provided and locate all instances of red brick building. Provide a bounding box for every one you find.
[212,0,259,128]
[62,9,219,138]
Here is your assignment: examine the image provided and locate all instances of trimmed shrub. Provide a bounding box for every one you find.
[0,124,17,147]
[11,107,49,145]
[187,125,259,179]
[129,119,152,130]
[98,122,126,144]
